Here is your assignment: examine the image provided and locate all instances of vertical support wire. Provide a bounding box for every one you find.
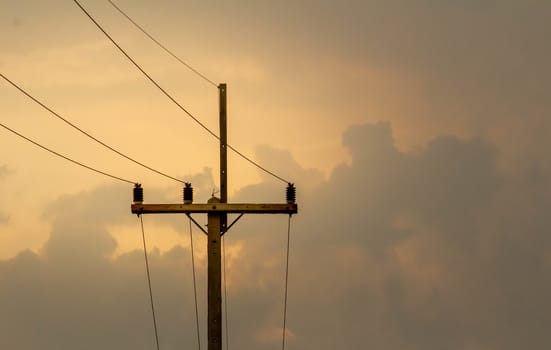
[222,235,230,350]
[139,216,161,350]
[282,215,292,350]
[188,218,202,350]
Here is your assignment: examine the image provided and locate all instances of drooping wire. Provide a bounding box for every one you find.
[139,216,161,350]
[226,144,288,184]
[222,235,230,350]
[72,0,218,140]
[106,0,218,88]
[282,215,292,350]
[0,72,186,184]
[73,0,290,185]
[188,217,202,350]
[0,121,135,184]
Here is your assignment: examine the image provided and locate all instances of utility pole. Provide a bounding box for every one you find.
[131,83,297,350]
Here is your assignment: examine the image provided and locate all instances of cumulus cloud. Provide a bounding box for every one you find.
[1,1,550,348]
[1,122,551,349]
[230,122,551,349]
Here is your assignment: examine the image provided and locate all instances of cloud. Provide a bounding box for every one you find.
[4,0,550,180]
[230,122,550,349]
[1,122,551,349]
[1,1,550,348]
[2,41,142,89]
[0,165,11,224]
[0,212,8,225]
[0,164,11,178]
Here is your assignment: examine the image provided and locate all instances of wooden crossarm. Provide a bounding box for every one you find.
[131,203,297,215]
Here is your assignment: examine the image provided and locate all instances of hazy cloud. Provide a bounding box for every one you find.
[2,122,550,349]
[0,212,8,225]
[0,164,11,178]
[0,165,11,224]
[3,0,550,174]
[1,1,551,348]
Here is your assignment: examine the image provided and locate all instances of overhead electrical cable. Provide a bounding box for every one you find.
[73,0,290,185]
[72,0,218,140]
[139,216,161,350]
[106,0,218,88]
[0,121,135,184]
[0,73,186,184]
[281,216,292,350]
[226,144,288,184]
[188,218,202,350]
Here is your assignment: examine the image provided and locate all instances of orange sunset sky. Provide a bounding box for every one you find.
[1,1,550,349]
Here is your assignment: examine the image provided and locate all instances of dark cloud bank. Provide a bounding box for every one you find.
[1,122,550,349]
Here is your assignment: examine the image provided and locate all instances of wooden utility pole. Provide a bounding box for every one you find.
[131,84,297,350]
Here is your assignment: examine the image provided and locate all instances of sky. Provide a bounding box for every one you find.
[1,0,551,349]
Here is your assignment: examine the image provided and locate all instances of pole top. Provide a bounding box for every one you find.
[208,196,221,204]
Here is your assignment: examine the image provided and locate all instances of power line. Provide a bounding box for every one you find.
[139,216,161,350]
[226,144,289,184]
[0,72,186,184]
[73,0,290,184]
[281,215,292,350]
[0,121,135,184]
[106,0,218,88]
[72,0,219,140]
[188,217,202,350]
